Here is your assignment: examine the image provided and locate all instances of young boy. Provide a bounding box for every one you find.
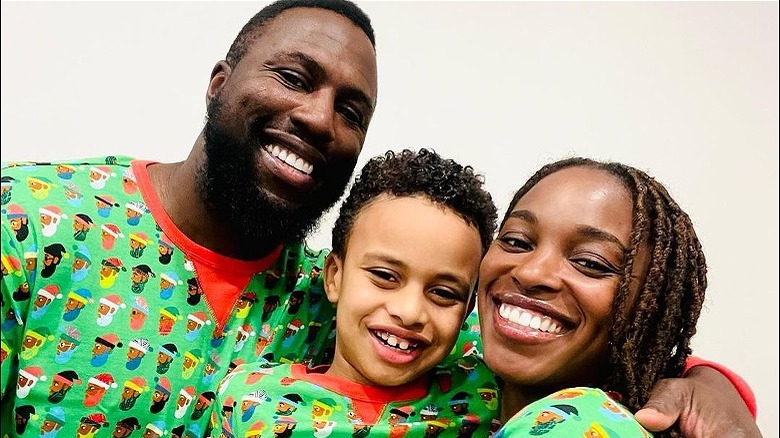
[212,149,499,438]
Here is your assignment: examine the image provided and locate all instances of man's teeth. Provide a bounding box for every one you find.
[374,330,417,351]
[267,145,314,175]
[498,303,562,334]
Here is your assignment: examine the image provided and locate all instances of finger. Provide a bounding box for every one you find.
[634,407,675,432]
[634,377,690,432]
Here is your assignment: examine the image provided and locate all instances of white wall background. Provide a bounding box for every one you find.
[2,1,777,435]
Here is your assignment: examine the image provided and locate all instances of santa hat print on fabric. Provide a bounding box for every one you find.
[125,377,149,393]
[389,405,414,419]
[95,333,123,349]
[81,413,109,428]
[101,223,124,238]
[187,312,211,327]
[88,373,117,389]
[54,370,82,386]
[154,377,172,395]
[129,338,153,353]
[19,366,47,383]
[39,205,68,221]
[101,257,126,271]
[91,166,115,179]
[36,285,62,300]
[180,386,196,401]
[99,294,126,310]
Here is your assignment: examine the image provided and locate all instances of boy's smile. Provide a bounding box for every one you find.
[324,195,483,387]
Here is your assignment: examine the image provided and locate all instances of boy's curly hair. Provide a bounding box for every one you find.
[332,149,497,256]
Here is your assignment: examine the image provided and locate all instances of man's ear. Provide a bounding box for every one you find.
[206,60,231,104]
[323,252,343,304]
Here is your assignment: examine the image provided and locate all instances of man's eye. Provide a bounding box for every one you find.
[338,104,365,129]
[277,70,310,91]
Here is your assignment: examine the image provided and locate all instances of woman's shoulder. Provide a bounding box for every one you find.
[495,387,653,437]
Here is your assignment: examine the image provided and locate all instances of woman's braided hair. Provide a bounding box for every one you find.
[504,157,706,429]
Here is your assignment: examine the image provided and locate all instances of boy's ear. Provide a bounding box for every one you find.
[323,252,343,304]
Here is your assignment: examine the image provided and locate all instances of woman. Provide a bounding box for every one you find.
[478,158,757,437]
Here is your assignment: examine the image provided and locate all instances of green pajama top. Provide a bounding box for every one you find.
[211,360,500,438]
[1,157,336,438]
[494,387,652,437]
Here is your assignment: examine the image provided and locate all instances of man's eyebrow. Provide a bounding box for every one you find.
[275,51,375,110]
[274,51,325,77]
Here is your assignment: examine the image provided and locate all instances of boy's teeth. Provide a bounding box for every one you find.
[373,330,417,351]
[498,303,563,334]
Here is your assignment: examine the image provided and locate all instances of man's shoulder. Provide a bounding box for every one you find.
[2,155,136,172]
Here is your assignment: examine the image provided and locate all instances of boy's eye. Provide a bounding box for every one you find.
[429,287,466,306]
[367,269,397,284]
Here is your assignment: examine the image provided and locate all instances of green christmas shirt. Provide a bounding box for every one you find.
[1,157,337,438]
[211,359,500,438]
[494,387,652,437]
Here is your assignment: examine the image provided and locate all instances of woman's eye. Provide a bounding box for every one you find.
[572,258,619,276]
[498,236,532,251]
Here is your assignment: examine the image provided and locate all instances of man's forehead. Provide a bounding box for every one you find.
[249,7,377,98]
[256,7,368,51]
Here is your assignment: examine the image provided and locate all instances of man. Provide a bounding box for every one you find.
[1,1,375,436]
[0,1,758,437]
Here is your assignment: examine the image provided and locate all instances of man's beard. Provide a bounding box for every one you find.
[198,94,353,257]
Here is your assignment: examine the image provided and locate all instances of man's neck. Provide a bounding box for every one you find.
[146,156,252,259]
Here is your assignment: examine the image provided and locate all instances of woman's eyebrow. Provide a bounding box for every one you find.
[507,209,536,224]
[576,225,627,252]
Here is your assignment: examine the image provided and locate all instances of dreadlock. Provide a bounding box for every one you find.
[504,157,706,437]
